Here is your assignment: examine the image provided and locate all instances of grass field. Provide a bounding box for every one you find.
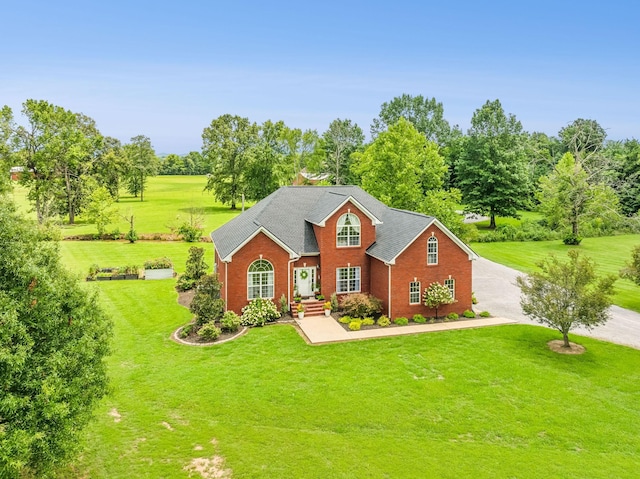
[10,176,246,237]
[472,235,640,312]
[56,256,640,478]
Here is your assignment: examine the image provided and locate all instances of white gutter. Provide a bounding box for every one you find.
[387,263,392,319]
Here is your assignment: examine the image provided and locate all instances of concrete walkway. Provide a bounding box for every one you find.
[296,315,516,344]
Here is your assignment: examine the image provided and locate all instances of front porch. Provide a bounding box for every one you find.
[290,298,327,317]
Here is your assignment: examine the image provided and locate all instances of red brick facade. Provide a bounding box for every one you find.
[216,200,474,319]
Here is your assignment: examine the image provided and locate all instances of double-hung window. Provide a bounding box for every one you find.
[409,281,421,304]
[427,236,438,265]
[336,267,361,293]
[444,278,455,300]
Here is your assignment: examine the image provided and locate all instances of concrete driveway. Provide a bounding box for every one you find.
[473,257,640,350]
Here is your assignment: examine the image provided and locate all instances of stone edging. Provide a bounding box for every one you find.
[171,325,249,346]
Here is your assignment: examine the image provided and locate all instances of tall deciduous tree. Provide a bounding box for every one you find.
[371,93,451,145]
[244,120,286,201]
[352,118,446,210]
[457,99,530,228]
[321,118,364,185]
[124,135,158,202]
[607,139,640,216]
[620,245,640,286]
[202,114,259,209]
[517,250,616,348]
[0,197,112,477]
[281,127,319,183]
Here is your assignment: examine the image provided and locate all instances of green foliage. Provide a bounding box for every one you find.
[123,135,159,202]
[348,319,362,331]
[330,292,339,311]
[0,197,112,477]
[179,323,193,338]
[190,274,225,326]
[563,233,583,245]
[321,118,364,185]
[447,312,460,320]
[412,314,427,323]
[620,245,640,286]
[176,246,208,292]
[516,250,617,347]
[457,99,530,228]
[197,322,222,341]
[353,118,446,211]
[240,297,279,327]
[462,310,476,318]
[479,311,491,317]
[279,294,289,315]
[421,188,474,241]
[143,257,173,269]
[85,184,119,236]
[339,293,382,319]
[394,316,409,326]
[124,227,138,243]
[220,311,242,333]
[423,281,456,318]
[172,208,204,242]
[377,315,391,327]
[338,315,352,324]
[361,317,375,326]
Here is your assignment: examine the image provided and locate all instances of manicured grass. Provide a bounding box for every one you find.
[473,235,640,312]
[472,210,543,230]
[54,242,640,478]
[10,176,247,237]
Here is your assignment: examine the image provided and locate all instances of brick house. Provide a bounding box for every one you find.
[210,186,477,318]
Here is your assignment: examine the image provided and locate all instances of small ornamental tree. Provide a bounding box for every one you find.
[190,274,225,326]
[620,245,640,286]
[177,246,209,291]
[423,282,455,319]
[516,250,616,348]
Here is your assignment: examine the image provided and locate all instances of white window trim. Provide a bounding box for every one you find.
[427,236,438,265]
[247,259,275,300]
[444,278,455,300]
[409,281,421,305]
[336,213,361,248]
[336,266,361,293]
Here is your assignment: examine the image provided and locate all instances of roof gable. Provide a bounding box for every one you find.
[306,194,382,227]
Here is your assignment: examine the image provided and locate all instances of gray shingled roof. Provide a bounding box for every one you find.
[211,185,463,264]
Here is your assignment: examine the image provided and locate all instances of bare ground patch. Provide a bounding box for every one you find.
[108,408,122,422]
[548,340,586,354]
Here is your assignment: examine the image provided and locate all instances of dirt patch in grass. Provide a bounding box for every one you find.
[178,289,196,309]
[108,408,122,422]
[185,438,232,479]
[548,340,586,354]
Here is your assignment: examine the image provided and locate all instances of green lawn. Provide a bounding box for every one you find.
[54,241,640,478]
[472,235,640,312]
[472,210,543,230]
[10,176,246,237]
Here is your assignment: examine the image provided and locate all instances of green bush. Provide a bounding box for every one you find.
[471,292,478,304]
[340,293,382,318]
[125,227,138,243]
[361,317,375,326]
[446,312,459,320]
[563,233,583,245]
[180,323,193,338]
[338,315,352,324]
[241,297,279,327]
[394,317,409,326]
[221,311,242,332]
[463,310,476,318]
[330,292,339,311]
[377,315,391,327]
[144,257,173,269]
[178,222,202,242]
[479,311,491,317]
[197,322,222,341]
[412,314,426,324]
[348,320,362,331]
[279,294,289,315]
[190,274,225,326]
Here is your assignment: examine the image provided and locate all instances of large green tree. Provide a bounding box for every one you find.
[457,99,530,228]
[607,139,640,216]
[517,250,616,348]
[370,93,451,145]
[202,114,259,209]
[281,127,319,183]
[124,135,158,202]
[321,118,364,185]
[352,118,446,210]
[0,197,112,477]
[244,120,286,201]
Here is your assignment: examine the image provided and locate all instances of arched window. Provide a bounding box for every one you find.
[337,213,361,247]
[427,236,438,265]
[247,259,274,299]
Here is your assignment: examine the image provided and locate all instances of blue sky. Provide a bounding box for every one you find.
[3,1,639,153]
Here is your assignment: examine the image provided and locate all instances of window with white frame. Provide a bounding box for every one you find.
[427,236,438,265]
[444,278,455,300]
[336,213,361,247]
[336,266,361,293]
[409,281,421,304]
[247,259,274,299]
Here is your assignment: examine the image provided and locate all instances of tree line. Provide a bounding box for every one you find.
[2,95,640,242]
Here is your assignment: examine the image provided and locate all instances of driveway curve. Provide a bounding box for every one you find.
[473,257,640,350]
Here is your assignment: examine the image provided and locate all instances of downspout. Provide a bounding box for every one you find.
[224,261,228,311]
[387,263,392,319]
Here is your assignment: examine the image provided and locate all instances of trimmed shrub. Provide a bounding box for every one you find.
[377,315,391,327]
[361,317,375,326]
[446,312,459,320]
[338,315,352,324]
[463,310,476,318]
[412,314,426,324]
[197,322,221,341]
[330,292,339,311]
[340,293,382,318]
[348,320,362,331]
[563,233,582,245]
[190,274,225,326]
[241,297,279,327]
[394,317,409,326]
[279,294,289,315]
[479,311,491,317]
[221,311,242,332]
[179,323,193,338]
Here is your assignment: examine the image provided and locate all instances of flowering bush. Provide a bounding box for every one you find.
[340,293,382,318]
[241,298,279,327]
[323,301,332,310]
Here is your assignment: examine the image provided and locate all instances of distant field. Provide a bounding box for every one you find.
[473,235,640,312]
[10,176,247,237]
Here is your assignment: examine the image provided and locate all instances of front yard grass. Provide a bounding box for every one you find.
[472,235,640,313]
[58,241,640,478]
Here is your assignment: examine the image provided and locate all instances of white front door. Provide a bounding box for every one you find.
[296,268,314,297]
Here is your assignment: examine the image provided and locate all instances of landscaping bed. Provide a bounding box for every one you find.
[334,311,490,332]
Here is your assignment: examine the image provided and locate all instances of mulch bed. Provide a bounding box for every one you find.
[334,314,479,332]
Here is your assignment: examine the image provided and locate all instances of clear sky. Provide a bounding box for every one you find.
[3,0,639,154]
